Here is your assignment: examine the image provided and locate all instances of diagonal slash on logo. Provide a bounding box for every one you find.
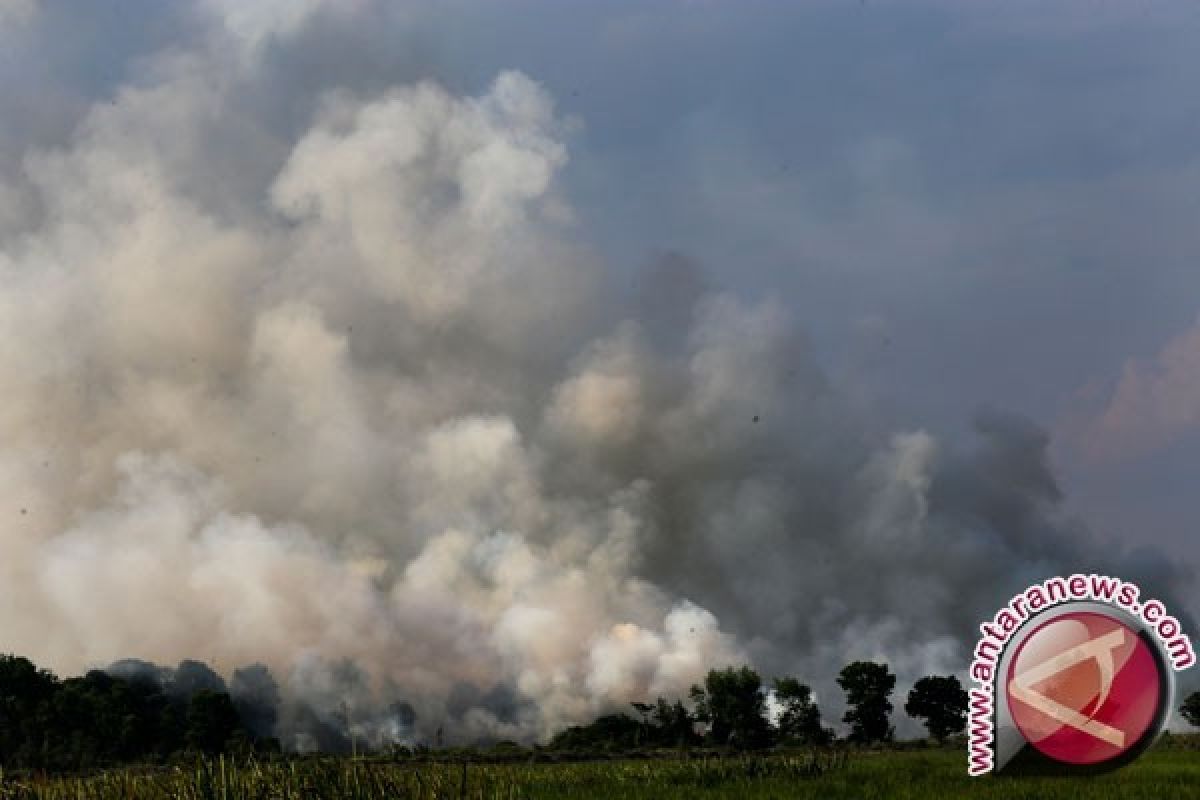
[1007,628,1127,748]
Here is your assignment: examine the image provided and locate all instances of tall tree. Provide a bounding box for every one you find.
[185,690,244,755]
[0,655,58,766]
[905,675,968,742]
[690,666,771,749]
[772,677,831,745]
[837,661,895,745]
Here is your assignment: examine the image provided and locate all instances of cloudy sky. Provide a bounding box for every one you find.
[444,0,1200,546]
[1,0,1198,741]
[434,0,1200,557]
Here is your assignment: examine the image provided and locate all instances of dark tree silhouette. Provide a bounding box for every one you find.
[1181,691,1200,728]
[905,675,968,742]
[773,677,831,745]
[652,697,696,747]
[548,714,642,751]
[690,666,770,749]
[0,655,58,765]
[230,664,281,739]
[0,652,272,769]
[172,660,227,700]
[837,661,895,745]
[185,690,244,755]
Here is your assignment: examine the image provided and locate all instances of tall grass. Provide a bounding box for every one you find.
[0,747,1196,799]
[0,751,844,800]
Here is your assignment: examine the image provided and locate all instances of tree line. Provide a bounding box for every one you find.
[7,649,1200,769]
[551,662,969,751]
[0,654,966,767]
[0,654,279,770]
[553,669,1200,754]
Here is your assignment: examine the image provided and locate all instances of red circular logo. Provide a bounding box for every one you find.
[1005,611,1164,765]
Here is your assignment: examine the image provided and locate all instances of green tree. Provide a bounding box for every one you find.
[690,666,770,749]
[772,677,831,745]
[0,653,276,768]
[548,714,641,751]
[652,697,696,747]
[905,675,968,742]
[0,655,58,763]
[837,661,895,745]
[185,690,243,754]
[1181,691,1200,728]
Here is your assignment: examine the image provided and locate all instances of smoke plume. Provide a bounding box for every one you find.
[0,0,1191,746]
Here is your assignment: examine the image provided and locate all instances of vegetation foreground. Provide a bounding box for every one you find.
[2,746,1200,800]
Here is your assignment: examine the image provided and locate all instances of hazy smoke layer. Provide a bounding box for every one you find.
[0,1,1191,745]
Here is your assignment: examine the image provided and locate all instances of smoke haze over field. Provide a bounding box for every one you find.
[1,1,1197,745]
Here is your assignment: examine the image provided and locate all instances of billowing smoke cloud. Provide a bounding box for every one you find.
[0,0,1191,746]
[1063,315,1200,463]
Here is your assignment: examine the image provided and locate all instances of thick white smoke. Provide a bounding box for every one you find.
[0,0,1190,745]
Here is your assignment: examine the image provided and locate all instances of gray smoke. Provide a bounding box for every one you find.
[0,0,1192,745]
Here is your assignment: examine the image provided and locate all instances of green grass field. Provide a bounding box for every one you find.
[1,746,1198,799]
